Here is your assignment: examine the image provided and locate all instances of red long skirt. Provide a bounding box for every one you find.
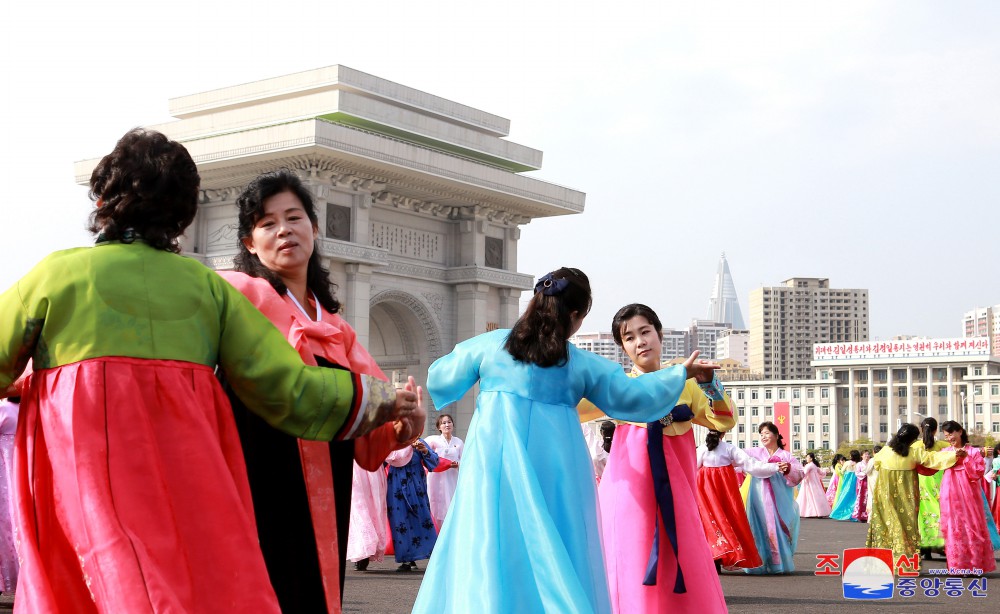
[15,357,280,613]
[695,465,763,569]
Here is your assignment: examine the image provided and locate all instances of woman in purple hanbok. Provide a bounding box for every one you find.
[852,450,871,522]
[744,422,804,574]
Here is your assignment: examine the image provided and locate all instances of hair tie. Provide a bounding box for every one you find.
[534,273,569,296]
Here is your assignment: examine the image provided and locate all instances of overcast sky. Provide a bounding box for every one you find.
[3,1,997,339]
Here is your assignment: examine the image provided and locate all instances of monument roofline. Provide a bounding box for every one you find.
[74,119,584,219]
[168,65,511,137]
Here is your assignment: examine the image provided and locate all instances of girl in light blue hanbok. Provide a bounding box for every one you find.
[411,268,718,614]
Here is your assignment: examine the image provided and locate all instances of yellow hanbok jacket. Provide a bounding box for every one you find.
[579,367,736,436]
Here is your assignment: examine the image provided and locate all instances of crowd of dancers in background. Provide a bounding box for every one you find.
[0,127,998,613]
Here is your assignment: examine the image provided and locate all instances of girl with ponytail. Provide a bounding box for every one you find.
[414,269,720,613]
[742,421,804,574]
[914,417,948,559]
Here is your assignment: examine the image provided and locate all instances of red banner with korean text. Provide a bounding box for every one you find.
[771,402,791,448]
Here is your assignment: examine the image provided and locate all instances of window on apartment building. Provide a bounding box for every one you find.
[938,386,948,397]
[898,388,907,398]
[934,368,947,381]
[751,390,759,400]
[807,406,815,416]
[875,370,887,382]
[974,384,983,395]
[737,390,745,400]
[939,404,947,415]
[840,388,849,399]
[917,388,927,398]
[877,389,887,398]
[859,389,868,398]
[975,404,983,414]
[752,440,759,448]
[793,425,800,434]
[778,389,786,399]
[974,367,983,376]
[975,421,984,431]
[993,384,999,395]
[879,407,887,416]
[843,425,849,433]
[808,424,815,433]
[822,407,829,416]
[860,424,868,434]
[738,424,745,433]
[822,424,829,433]
[860,406,868,415]
[752,408,759,416]
[822,440,830,449]
[807,389,815,399]
[793,389,801,399]
[794,441,801,450]
[993,404,999,414]
[765,390,773,400]
[821,388,829,398]
[880,424,887,433]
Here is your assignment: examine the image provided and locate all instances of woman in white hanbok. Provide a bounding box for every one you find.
[425,414,463,528]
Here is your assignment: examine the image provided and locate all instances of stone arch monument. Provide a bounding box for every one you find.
[74,65,585,434]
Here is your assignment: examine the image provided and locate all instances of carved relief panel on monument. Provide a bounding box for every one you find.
[201,199,240,256]
[484,236,504,269]
[326,204,352,241]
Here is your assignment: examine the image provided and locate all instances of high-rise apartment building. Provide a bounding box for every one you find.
[963,305,1000,356]
[717,329,750,367]
[689,320,730,360]
[569,332,625,365]
[570,329,689,371]
[748,278,869,381]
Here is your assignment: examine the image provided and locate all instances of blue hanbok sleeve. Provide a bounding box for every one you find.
[574,347,687,423]
[427,330,502,409]
[417,438,441,471]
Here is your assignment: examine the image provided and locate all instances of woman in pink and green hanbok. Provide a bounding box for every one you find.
[0,129,421,614]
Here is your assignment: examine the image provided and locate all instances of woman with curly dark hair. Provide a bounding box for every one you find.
[0,128,422,613]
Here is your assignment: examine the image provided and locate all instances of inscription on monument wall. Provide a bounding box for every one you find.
[370,222,444,263]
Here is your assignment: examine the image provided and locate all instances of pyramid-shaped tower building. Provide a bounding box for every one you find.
[707,253,745,329]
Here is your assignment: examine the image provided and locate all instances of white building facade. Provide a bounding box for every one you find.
[721,337,999,452]
[716,329,750,367]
